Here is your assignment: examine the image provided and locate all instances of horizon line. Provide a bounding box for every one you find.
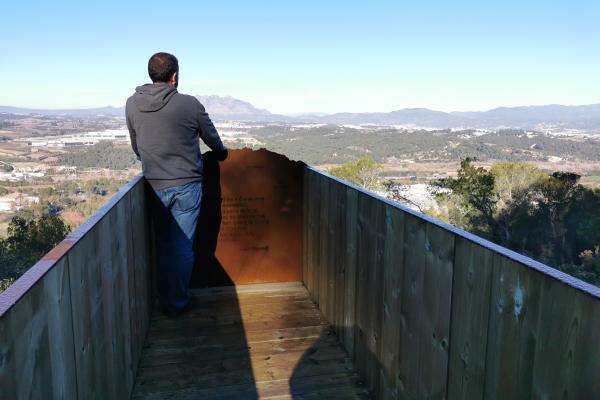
[1,99,600,116]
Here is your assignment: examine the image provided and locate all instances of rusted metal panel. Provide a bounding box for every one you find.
[192,149,305,287]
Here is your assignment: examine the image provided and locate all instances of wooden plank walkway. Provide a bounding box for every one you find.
[131,282,370,399]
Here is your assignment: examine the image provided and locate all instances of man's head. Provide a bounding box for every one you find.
[148,52,179,87]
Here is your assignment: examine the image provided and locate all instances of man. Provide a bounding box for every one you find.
[126,52,227,317]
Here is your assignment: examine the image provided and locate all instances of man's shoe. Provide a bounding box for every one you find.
[164,296,198,318]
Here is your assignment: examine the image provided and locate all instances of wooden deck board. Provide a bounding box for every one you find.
[132,283,370,399]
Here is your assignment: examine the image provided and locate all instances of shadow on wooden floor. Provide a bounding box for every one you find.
[288,325,371,399]
[133,152,257,399]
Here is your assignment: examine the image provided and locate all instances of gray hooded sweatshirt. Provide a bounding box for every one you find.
[125,83,227,190]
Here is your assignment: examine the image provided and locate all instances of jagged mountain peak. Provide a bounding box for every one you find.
[195,95,272,116]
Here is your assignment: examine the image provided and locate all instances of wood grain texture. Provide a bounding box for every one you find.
[342,187,359,360]
[379,206,405,400]
[327,180,340,333]
[308,170,321,305]
[354,192,372,382]
[131,283,369,399]
[364,199,386,398]
[302,169,600,400]
[568,290,600,398]
[419,223,454,398]
[530,276,580,399]
[332,181,347,340]
[303,169,310,296]
[0,258,76,400]
[318,176,330,318]
[398,213,428,399]
[67,196,135,399]
[483,255,544,399]
[0,177,150,399]
[130,181,154,370]
[528,277,600,399]
[447,238,494,400]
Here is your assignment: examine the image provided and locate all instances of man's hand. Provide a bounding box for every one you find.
[203,149,228,163]
[213,148,228,162]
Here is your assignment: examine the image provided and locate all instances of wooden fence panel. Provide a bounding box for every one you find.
[568,291,600,398]
[331,181,347,335]
[129,181,153,372]
[68,198,136,399]
[68,224,107,399]
[0,259,76,400]
[127,190,141,379]
[448,238,494,400]
[398,213,428,399]
[365,200,386,398]
[418,223,454,398]
[303,169,310,295]
[318,176,330,317]
[342,187,358,359]
[354,192,373,381]
[309,170,319,300]
[325,180,337,324]
[379,206,405,400]
[483,255,544,399]
[528,275,600,398]
[0,177,157,399]
[302,168,600,400]
[106,195,135,397]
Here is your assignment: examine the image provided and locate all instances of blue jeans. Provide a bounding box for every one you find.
[152,181,202,312]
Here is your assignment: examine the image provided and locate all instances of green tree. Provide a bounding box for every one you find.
[490,161,547,207]
[433,158,497,237]
[490,162,547,244]
[432,159,600,287]
[327,156,383,191]
[0,214,71,290]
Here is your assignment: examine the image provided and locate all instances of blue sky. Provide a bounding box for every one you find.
[1,1,599,114]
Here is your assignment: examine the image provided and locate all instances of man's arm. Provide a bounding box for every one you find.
[125,104,141,159]
[197,101,228,161]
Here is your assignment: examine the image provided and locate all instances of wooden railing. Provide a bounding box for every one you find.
[0,175,154,400]
[2,155,599,400]
[303,167,600,400]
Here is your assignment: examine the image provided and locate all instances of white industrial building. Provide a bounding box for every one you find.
[24,129,130,148]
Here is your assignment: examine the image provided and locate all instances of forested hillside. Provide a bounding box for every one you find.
[57,142,140,169]
[247,125,600,165]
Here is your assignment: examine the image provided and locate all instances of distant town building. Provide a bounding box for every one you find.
[0,170,46,182]
[0,192,40,212]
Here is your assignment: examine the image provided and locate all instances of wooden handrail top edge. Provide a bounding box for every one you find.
[307,166,600,300]
[0,174,144,318]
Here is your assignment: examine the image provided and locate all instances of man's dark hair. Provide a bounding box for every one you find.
[148,52,179,82]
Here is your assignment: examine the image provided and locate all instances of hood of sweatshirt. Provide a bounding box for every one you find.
[131,83,178,112]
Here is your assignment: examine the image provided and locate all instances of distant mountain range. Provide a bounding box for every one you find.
[2,97,600,130]
[303,104,600,129]
[450,104,600,129]
[0,105,124,117]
